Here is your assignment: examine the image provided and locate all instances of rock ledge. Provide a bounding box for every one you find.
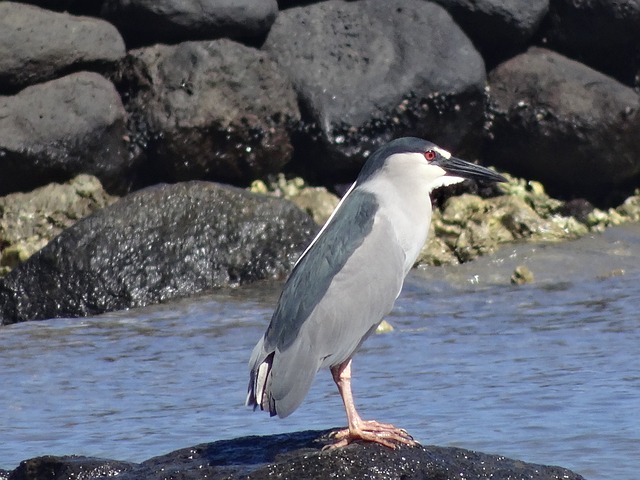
[5,429,585,480]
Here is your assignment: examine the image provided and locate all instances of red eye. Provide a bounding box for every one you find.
[424,150,436,161]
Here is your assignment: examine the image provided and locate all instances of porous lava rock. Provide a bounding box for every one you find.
[122,39,300,186]
[264,0,486,183]
[485,47,640,203]
[0,72,132,196]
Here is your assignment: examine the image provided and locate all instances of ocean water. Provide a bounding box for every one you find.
[2,224,639,479]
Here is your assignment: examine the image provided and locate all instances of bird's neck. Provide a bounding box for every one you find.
[361,175,432,274]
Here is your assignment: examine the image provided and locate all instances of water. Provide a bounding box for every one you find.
[2,224,640,479]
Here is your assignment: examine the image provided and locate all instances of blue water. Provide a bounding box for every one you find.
[2,224,640,479]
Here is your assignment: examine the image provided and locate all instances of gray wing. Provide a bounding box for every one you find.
[247,188,406,417]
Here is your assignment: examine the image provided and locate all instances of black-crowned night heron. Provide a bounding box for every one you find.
[247,137,506,449]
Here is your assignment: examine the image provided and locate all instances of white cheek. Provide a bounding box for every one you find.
[429,175,465,191]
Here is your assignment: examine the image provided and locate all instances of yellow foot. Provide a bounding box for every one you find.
[324,420,418,450]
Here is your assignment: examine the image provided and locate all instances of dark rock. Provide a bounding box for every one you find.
[0,72,133,196]
[100,0,278,48]
[539,0,640,86]
[6,430,586,480]
[485,47,640,204]
[9,455,135,480]
[121,40,300,187]
[0,181,316,324]
[432,0,549,67]
[263,0,486,183]
[0,2,125,94]
[557,198,595,224]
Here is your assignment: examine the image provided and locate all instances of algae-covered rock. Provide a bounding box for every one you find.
[250,174,340,226]
[511,265,534,285]
[0,175,115,275]
[616,192,640,222]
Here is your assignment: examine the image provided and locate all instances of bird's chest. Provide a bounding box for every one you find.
[376,193,432,274]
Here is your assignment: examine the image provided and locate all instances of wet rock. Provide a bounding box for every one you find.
[486,47,640,203]
[9,455,135,480]
[123,40,299,186]
[433,0,549,67]
[0,181,316,324]
[0,2,125,94]
[101,0,278,48]
[0,72,132,196]
[0,175,115,276]
[541,0,640,86]
[264,0,486,183]
[5,429,585,480]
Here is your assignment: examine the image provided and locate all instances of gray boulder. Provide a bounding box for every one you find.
[123,40,300,186]
[6,429,585,480]
[0,72,132,196]
[101,0,278,48]
[10,1,104,15]
[263,0,486,183]
[0,2,125,93]
[0,181,316,324]
[432,0,549,66]
[485,47,640,203]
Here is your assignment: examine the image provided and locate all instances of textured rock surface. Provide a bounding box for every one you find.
[0,72,132,195]
[0,175,115,276]
[541,0,640,86]
[123,40,300,186]
[264,0,486,182]
[0,2,125,93]
[433,0,549,66]
[0,182,316,324]
[101,0,278,47]
[486,47,640,203]
[6,429,585,480]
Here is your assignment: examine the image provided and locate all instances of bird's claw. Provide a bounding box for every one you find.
[324,420,417,450]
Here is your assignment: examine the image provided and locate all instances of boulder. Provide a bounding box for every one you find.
[12,1,104,16]
[0,175,115,276]
[485,47,640,204]
[263,0,486,183]
[0,72,133,196]
[100,0,278,48]
[122,40,300,186]
[540,0,640,86]
[0,2,125,93]
[0,181,316,324]
[6,429,585,480]
[432,0,549,67]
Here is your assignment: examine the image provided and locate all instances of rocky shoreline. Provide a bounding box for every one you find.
[0,429,586,480]
[2,0,640,324]
[1,1,639,475]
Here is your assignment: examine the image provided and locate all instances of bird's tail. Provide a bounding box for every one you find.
[246,349,277,416]
[246,334,319,418]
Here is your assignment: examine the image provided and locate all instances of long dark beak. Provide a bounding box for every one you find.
[436,156,507,183]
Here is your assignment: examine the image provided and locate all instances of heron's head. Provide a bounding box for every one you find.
[358,137,506,192]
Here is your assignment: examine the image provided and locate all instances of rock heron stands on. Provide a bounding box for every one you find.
[247,137,506,449]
